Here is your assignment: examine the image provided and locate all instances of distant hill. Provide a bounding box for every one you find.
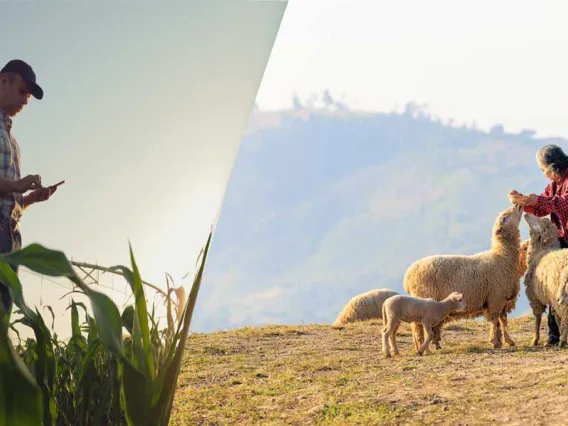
[191,96,568,332]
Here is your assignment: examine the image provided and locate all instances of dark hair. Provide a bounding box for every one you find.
[536,144,568,175]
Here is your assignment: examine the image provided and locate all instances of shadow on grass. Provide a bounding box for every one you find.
[450,342,565,356]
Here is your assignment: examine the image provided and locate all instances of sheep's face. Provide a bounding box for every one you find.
[448,292,467,312]
[524,214,558,249]
[494,204,523,237]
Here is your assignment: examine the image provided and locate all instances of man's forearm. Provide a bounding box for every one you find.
[22,193,37,209]
[0,178,17,194]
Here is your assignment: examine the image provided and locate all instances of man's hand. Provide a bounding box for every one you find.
[23,185,57,208]
[12,174,42,193]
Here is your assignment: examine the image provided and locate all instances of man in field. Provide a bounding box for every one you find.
[0,59,59,316]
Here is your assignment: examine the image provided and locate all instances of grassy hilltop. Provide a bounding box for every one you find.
[171,316,568,425]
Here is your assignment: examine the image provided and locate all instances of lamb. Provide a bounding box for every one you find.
[331,288,399,328]
[381,292,467,358]
[403,204,523,350]
[523,213,568,347]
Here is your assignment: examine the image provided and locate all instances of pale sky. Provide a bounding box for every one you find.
[2,0,287,337]
[3,0,568,337]
[257,0,568,138]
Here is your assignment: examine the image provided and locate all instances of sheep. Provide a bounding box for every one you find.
[503,238,530,312]
[331,288,399,328]
[496,238,530,341]
[381,292,467,358]
[523,213,568,347]
[403,204,523,350]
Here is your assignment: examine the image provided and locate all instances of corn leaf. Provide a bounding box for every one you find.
[110,243,155,380]
[150,232,212,425]
[68,275,124,357]
[0,262,57,426]
[121,359,150,425]
[0,243,74,277]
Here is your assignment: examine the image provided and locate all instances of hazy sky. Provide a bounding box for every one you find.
[2,0,287,334]
[257,0,568,138]
[3,0,568,336]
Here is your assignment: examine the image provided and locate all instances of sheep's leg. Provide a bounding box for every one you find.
[533,312,543,347]
[411,322,424,351]
[432,323,443,350]
[381,329,390,358]
[417,324,433,356]
[530,302,545,346]
[487,312,502,349]
[559,316,568,348]
[485,299,507,349]
[390,322,400,356]
[495,314,503,346]
[382,321,392,358]
[499,312,515,347]
[381,330,390,359]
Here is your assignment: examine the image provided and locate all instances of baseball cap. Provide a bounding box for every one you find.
[0,59,43,100]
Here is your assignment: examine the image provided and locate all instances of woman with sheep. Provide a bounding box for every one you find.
[403,204,524,350]
[509,144,568,346]
[522,213,568,346]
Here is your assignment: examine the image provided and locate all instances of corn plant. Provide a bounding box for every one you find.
[0,231,212,426]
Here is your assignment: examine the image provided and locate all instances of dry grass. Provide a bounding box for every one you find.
[171,316,568,425]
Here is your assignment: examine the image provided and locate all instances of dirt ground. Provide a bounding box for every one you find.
[171,316,568,425]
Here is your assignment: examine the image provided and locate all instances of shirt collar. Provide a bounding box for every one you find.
[0,108,11,133]
[559,170,568,184]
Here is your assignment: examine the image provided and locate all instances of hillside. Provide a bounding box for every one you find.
[171,316,568,425]
[194,100,568,332]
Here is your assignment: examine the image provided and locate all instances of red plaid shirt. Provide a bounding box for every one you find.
[525,172,568,238]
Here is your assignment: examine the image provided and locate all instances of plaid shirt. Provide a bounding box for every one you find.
[524,172,568,238]
[0,108,23,222]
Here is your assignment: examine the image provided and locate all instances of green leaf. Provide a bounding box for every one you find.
[111,243,155,380]
[0,243,74,277]
[0,262,35,321]
[70,301,82,340]
[0,319,43,426]
[150,232,213,425]
[0,262,57,425]
[43,305,56,331]
[86,314,98,346]
[121,306,135,336]
[121,360,149,426]
[68,276,124,356]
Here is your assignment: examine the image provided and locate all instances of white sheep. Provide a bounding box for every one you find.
[403,204,523,350]
[523,213,568,346]
[381,292,467,357]
[331,288,399,328]
[497,238,530,338]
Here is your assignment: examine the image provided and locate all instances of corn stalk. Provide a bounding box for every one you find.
[0,231,213,425]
